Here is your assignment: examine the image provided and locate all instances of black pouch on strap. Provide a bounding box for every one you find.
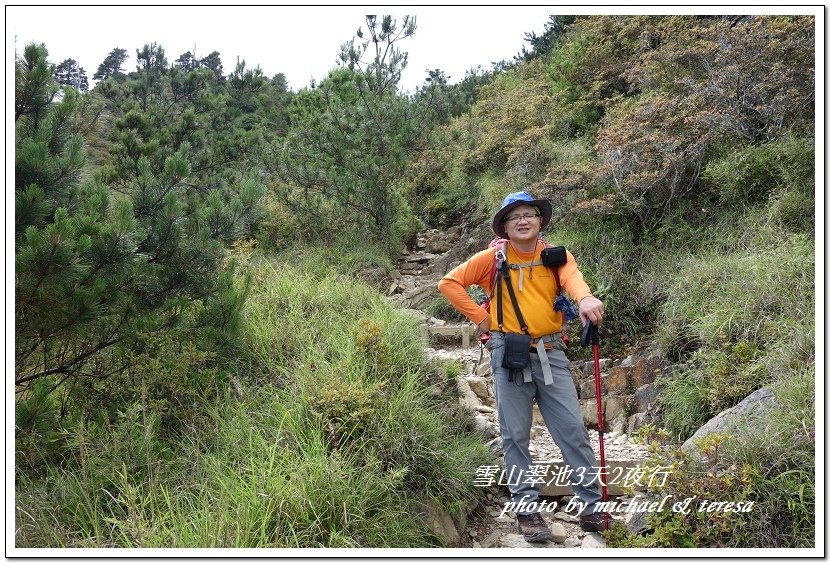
[502,332,532,370]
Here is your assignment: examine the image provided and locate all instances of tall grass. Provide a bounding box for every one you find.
[655,232,814,440]
[721,365,816,547]
[137,391,432,548]
[15,255,492,548]
[239,259,492,516]
[549,217,663,357]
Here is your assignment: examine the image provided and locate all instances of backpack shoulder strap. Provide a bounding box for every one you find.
[494,241,530,335]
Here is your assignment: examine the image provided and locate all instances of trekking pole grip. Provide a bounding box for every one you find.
[580,320,600,347]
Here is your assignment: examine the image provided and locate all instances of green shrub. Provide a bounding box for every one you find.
[610,440,761,548]
[16,327,223,473]
[390,192,425,251]
[701,138,814,207]
[478,170,510,216]
[307,374,386,448]
[658,369,711,442]
[257,194,400,270]
[629,422,671,445]
[420,164,481,228]
[63,330,224,439]
[441,359,464,381]
[16,378,64,469]
[542,33,603,135]
[549,217,657,355]
[768,187,815,232]
[702,342,765,409]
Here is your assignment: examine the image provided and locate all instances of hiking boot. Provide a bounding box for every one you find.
[579,511,610,533]
[516,512,551,542]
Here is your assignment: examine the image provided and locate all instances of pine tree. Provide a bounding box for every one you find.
[54,58,89,91]
[277,15,429,248]
[515,16,576,62]
[15,43,58,121]
[174,50,200,71]
[15,42,261,415]
[199,51,224,81]
[93,47,128,81]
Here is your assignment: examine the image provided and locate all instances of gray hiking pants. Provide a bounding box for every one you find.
[486,331,602,515]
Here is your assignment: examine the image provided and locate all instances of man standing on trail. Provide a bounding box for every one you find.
[437,191,608,542]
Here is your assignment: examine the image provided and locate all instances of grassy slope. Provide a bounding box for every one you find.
[15,256,493,548]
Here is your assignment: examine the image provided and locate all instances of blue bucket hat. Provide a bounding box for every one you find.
[492,191,552,238]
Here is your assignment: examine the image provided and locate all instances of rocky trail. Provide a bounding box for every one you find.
[422,343,659,548]
[383,228,671,548]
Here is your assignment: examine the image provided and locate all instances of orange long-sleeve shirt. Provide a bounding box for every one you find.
[437,240,593,339]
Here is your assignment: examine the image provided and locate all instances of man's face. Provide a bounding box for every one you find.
[503,204,541,243]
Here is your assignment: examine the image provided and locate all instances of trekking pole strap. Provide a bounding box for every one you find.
[496,270,504,331]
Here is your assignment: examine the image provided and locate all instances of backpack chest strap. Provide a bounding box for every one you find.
[507,260,544,291]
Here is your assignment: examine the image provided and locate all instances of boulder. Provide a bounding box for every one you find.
[402,283,440,308]
[627,412,647,435]
[580,399,599,427]
[358,266,389,287]
[499,533,532,548]
[420,500,461,547]
[681,387,777,454]
[476,360,492,377]
[634,383,659,412]
[630,358,658,387]
[604,366,630,395]
[474,414,499,439]
[625,508,651,535]
[603,396,626,425]
[456,378,482,411]
[581,533,606,548]
[577,374,592,399]
[465,376,490,401]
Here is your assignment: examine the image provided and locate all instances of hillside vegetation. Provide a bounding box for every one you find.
[15,15,815,548]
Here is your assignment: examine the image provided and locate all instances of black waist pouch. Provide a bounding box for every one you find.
[502,332,532,370]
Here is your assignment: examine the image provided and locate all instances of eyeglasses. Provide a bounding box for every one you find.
[504,213,540,223]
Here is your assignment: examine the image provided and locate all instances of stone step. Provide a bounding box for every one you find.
[420,323,476,348]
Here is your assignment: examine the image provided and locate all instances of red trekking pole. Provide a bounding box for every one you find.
[581,320,610,531]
